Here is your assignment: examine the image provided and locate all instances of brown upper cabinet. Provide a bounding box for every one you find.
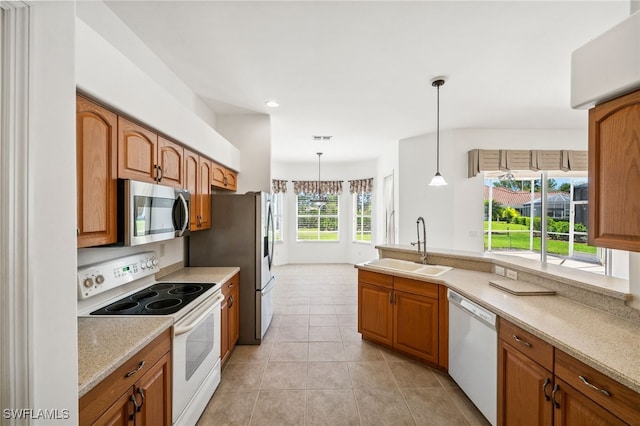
[211,160,238,191]
[76,95,118,248]
[589,89,640,252]
[185,148,211,231]
[118,118,184,188]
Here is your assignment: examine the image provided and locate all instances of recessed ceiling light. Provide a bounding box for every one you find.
[265,100,280,108]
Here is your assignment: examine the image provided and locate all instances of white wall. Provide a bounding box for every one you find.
[271,160,379,265]
[76,1,217,128]
[75,16,241,171]
[216,114,272,193]
[375,141,400,246]
[398,128,589,252]
[29,2,78,422]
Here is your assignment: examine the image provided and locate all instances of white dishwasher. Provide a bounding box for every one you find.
[448,289,497,426]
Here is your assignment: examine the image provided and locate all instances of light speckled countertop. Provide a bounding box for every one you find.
[78,317,172,397]
[157,266,239,284]
[357,259,640,394]
[78,266,239,398]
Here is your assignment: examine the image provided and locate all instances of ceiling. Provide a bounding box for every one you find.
[105,1,629,163]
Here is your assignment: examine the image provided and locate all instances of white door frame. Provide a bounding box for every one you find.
[1,2,31,420]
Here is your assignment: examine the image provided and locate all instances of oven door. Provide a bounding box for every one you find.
[172,291,224,425]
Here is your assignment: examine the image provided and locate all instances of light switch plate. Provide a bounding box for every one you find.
[495,266,505,276]
[506,269,518,280]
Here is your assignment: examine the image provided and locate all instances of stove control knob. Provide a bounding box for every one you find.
[95,275,105,285]
[152,258,158,266]
[140,261,146,270]
[83,277,94,288]
[146,259,153,268]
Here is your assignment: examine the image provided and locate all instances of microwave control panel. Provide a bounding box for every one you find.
[77,251,160,300]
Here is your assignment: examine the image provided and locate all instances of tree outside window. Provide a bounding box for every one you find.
[296,194,339,241]
[353,192,372,243]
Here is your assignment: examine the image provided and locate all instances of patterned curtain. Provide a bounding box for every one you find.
[293,180,343,195]
[272,179,288,193]
[349,178,373,194]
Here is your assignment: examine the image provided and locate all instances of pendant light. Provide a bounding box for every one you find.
[309,152,328,209]
[429,78,448,186]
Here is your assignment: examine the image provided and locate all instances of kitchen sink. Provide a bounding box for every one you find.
[365,258,452,277]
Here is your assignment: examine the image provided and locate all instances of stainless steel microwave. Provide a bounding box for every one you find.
[123,180,190,246]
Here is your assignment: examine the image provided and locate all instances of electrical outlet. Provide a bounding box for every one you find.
[495,266,505,276]
[506,269,518,280]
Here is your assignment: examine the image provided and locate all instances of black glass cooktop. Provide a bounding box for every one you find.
[90,282,215,316]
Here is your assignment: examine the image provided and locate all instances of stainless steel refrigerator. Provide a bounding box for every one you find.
[189,191,275,345]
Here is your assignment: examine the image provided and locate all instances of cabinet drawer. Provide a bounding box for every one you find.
[393,277,438,299]
[555,349,640,424]
[222,272,240,297]
[79,329,171,425]
[358,270,393,290]
[498,318,553,371]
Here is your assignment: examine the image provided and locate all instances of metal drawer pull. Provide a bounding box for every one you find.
[513,335,532,347]
[542,377,551,401]
[129,394,138,420]
[125,360,145,378]
[579,375,611,397]
[136,388,145,412]
[551,384,560,408]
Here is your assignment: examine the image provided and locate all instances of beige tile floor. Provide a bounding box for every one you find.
[197,264,490,426]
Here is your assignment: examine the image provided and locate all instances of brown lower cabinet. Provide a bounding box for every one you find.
[79,330,172,426]
[357,270,446,367]
[220,272,240,365]
[498,318,640,426]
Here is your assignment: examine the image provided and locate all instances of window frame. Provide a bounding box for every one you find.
[271,192,284,243]
[352,191,372,244]
[295,193,340,242]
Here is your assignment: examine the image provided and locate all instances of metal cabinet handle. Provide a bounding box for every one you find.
[157,165,163,182]
[223,176,228,186]
[551,384,560,408]
[136,388,145,412]
[129,394,138,421]
[513,335,532,348]
[579,375,611,397]
[125,360,145,378]
[389,291,393,304]
[542,377,551,401]
[228,295,233,308]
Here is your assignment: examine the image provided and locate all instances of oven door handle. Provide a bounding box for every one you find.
[174,292,224,336]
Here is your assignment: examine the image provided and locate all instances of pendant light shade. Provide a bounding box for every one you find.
[429,78,448,187]
[309,152,327,209]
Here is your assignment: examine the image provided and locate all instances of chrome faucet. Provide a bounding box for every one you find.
[411,216,428,264]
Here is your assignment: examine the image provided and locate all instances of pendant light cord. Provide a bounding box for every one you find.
[436,83,440,173]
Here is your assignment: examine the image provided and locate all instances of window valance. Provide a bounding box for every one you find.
[272,179,288,193]
[349,178,373,194]
[293,180,343,195]
[468,149,588,177]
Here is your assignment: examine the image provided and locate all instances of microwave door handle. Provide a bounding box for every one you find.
[175,193,189,236]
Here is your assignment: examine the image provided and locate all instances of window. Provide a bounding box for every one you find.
[353,191,372,243]
[271,192,284,242]
[483,171,609,275]
[296,194,339,241]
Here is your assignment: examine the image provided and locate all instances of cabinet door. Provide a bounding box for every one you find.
[118,117,158,183]
[90,390,134,426]
[225,169,238,192]
[157,137,184,189]
[135,353,172,426]
[393,291,438,363]
[358,282,393,346]
[589,89,640,251]
[211,161,226,189]
[198,157,212,230]
[184,149,200,230]
[76,96,118,248]
[497,340,553,426]
[228,284,240,348]
[220,296,230,365]
[553,378,626,426]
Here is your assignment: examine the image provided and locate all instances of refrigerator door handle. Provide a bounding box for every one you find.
[267,202,275,269]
